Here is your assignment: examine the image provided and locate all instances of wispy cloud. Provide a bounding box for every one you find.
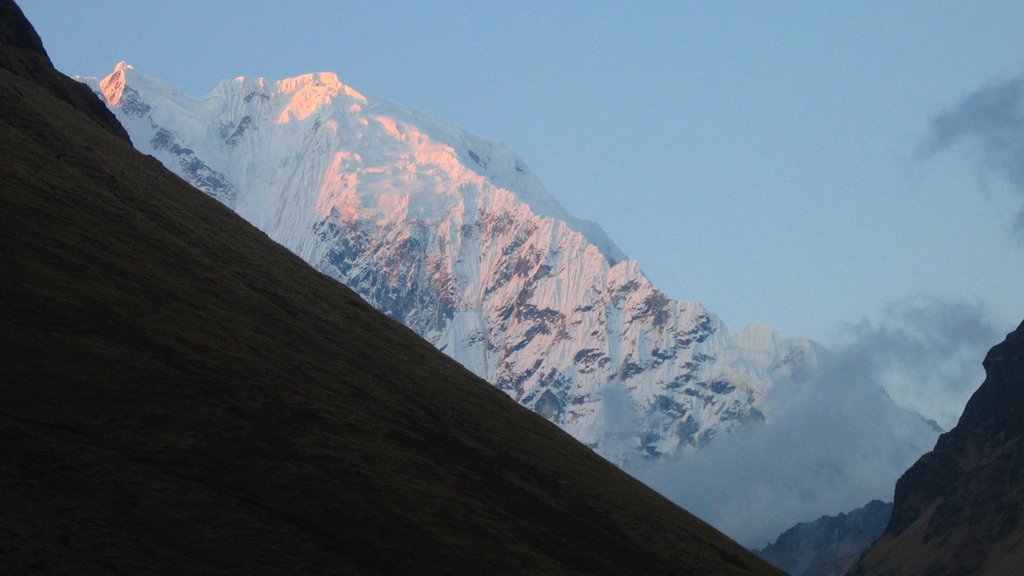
[836,294,998,430]
[921,75,1024,233]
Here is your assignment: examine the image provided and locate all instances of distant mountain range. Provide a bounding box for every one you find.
[757,500,892,576]
[0,0,784,573]
[79,60,942,544]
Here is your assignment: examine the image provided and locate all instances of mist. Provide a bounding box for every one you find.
[628,295,1000,548]
[836,295,999,430]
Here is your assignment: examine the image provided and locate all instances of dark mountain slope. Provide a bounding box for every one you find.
[851,320,1024,576]
[0,1,127,141]
[0,3,782,574]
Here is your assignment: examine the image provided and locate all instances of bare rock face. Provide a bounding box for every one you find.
[851,320,1024,576]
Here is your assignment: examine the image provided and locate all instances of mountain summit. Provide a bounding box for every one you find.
[0,1,783,573]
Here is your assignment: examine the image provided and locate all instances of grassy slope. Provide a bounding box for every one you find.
[0,5,784,575]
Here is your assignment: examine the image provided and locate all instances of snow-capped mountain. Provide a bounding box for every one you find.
[82,63,940,542]
[87,62,818,461]
[79,62,942,541]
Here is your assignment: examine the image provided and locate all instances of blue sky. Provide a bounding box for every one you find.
[20,1,1023,357]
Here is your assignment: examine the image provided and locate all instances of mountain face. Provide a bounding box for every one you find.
[0,2,786,574]
[84,62,820,462]
[851,320,1024,576]
[756,500,892,576]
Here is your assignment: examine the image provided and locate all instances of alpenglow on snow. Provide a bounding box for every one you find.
[82,65,937,499]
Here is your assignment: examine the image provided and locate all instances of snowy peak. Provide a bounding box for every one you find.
[275,71,365,100]
[273,72,366,123]
[98,60,131,106]
[86,64,626,264]
[95,61,188,120]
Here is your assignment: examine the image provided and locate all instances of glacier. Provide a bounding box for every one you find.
[83,62,940,544]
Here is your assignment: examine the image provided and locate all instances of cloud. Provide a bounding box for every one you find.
[921,75,1024,232]
[836,294,998,430]
[629,360,938,547]
[628,295,999,548]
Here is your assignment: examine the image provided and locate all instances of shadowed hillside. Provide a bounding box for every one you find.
[851,320,1024,576]
[0,2,783,574]
[0,0,126,141]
